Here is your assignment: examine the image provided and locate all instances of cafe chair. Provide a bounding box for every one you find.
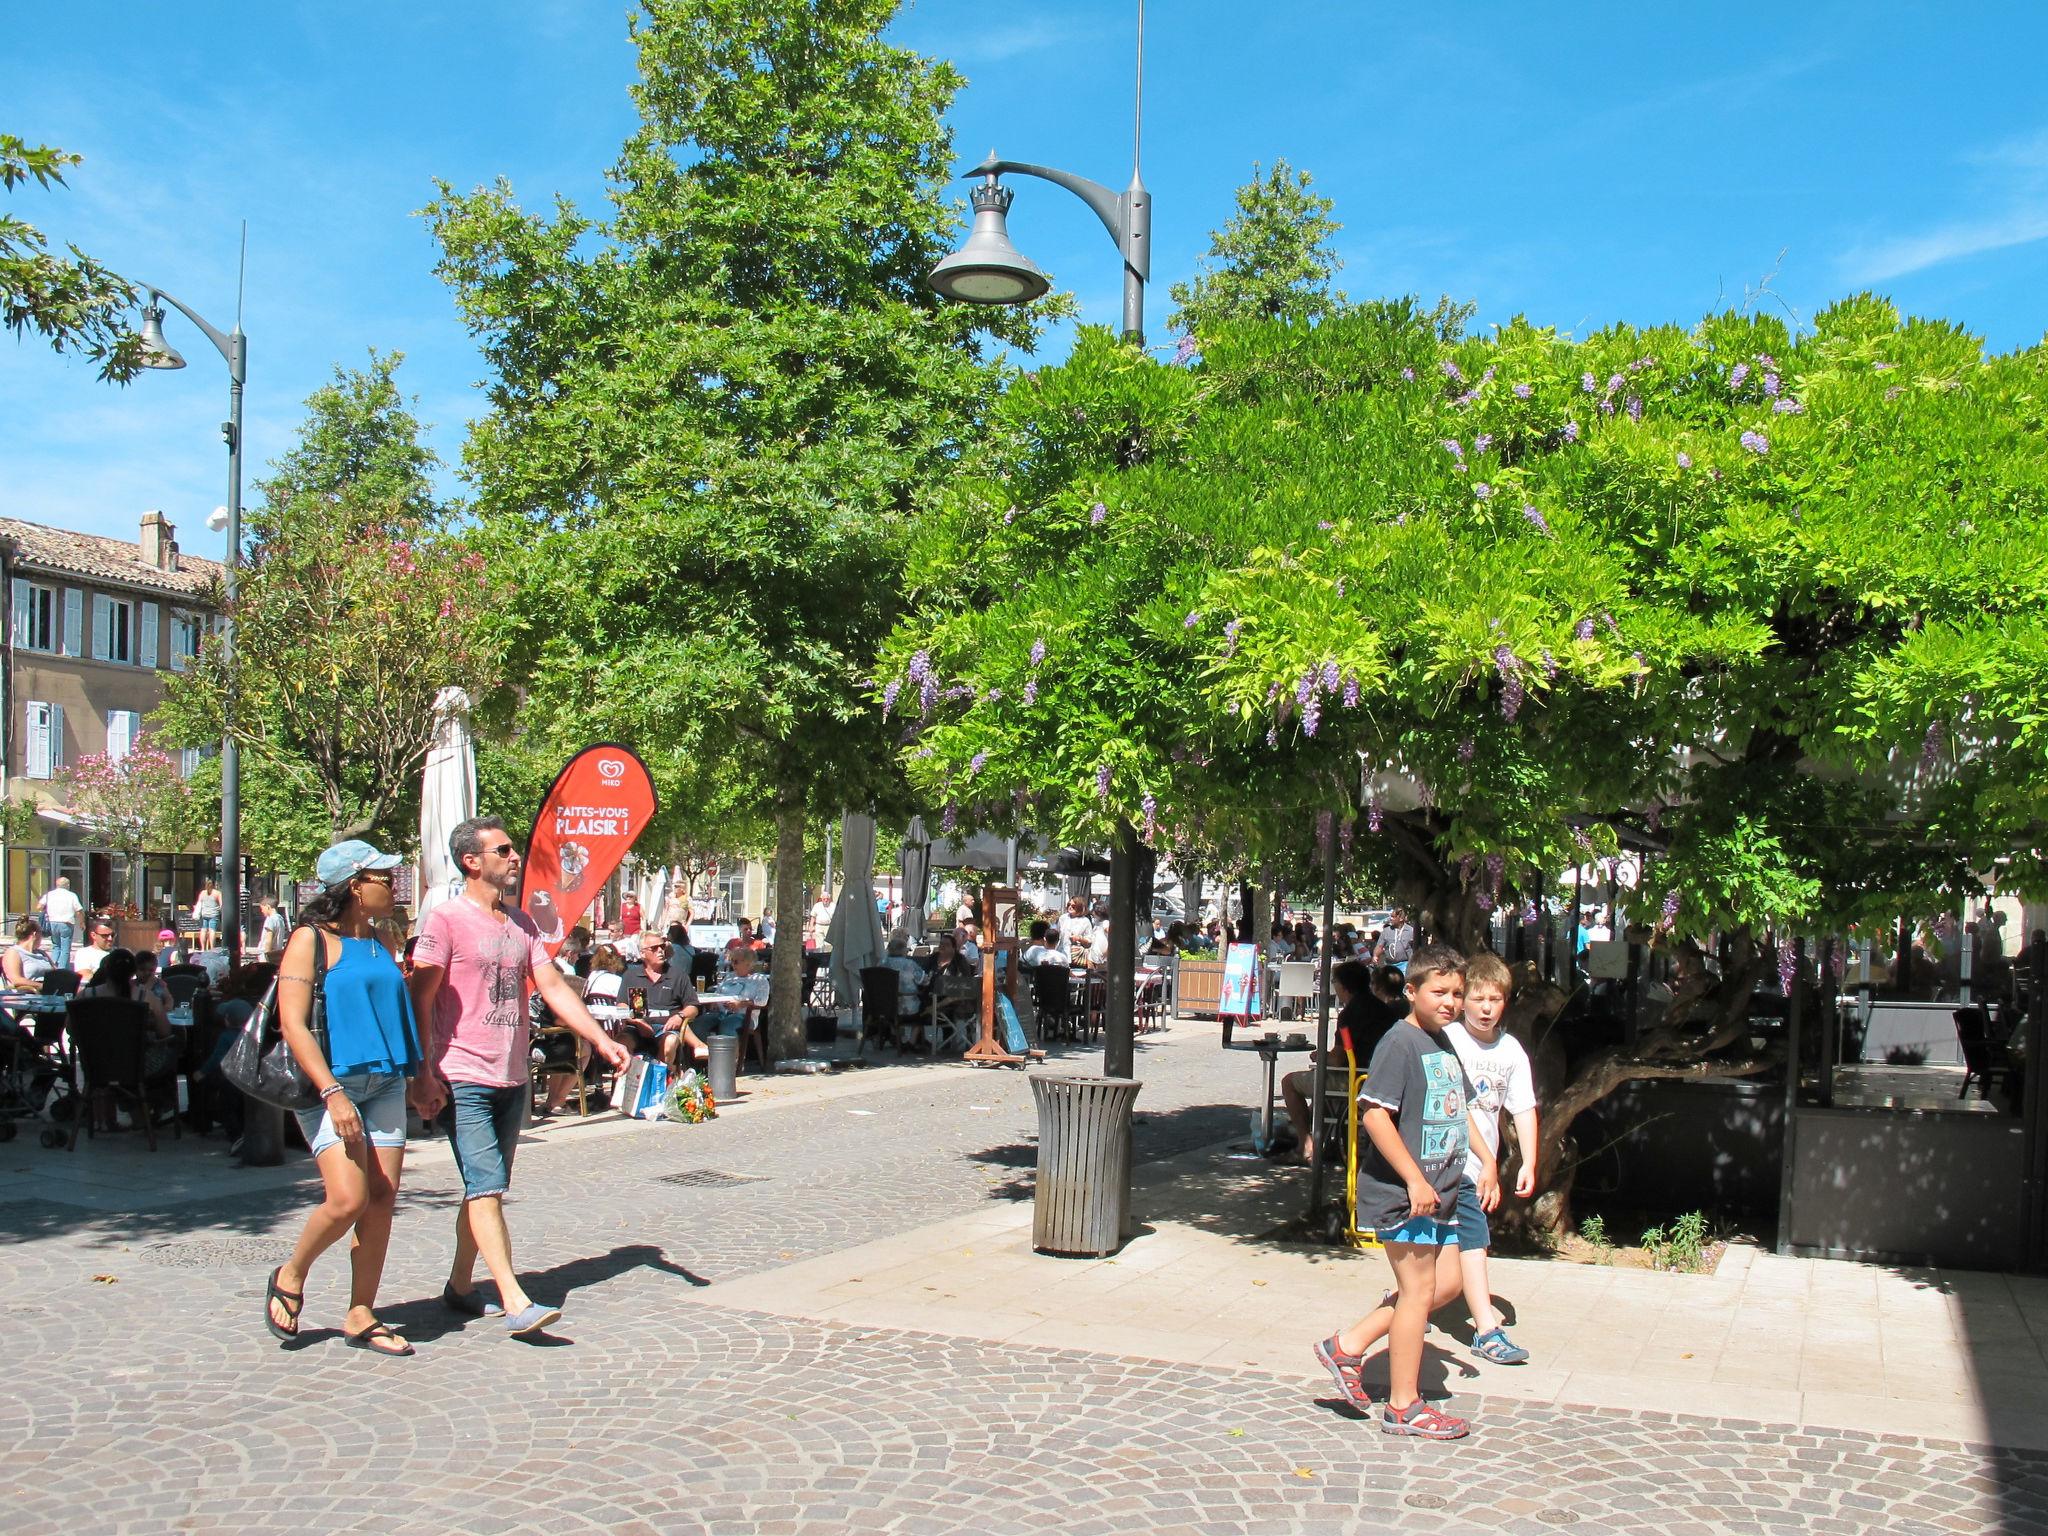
[66,995,176,1152]
[859,967,906,1055]
[1955,1008,2017,1102]
[1030,963,1074,1044]
[1275,961,1319,1022]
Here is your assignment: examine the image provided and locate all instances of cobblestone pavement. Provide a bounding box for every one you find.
[6,1031,2048,1533]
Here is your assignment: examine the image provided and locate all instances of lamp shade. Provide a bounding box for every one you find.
[137,303,187,370]
[928,181,1051,306]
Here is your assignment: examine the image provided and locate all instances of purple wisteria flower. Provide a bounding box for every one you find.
[1599,397,1616,417]
[1658,889,1680,932]
[1321,660,1341,691]
[1473,433,1493,454]
[1458,854,1476,884]
[1757,353,1778,369]
[1340,818,1355,858]
[986,687,1003,701]
[1773,398,1804,415]
[1095,764,1112,799]
[1602,611,1620,634]
[1266,680,1283,703]
[1740,429,1769,455]
[1606,373,1626,395]
[1581,371,1598,393]
[1400,366,1416,381]
[1266,727,1279,748]
[1778,940,1798,994]
[1885,385,1904,401]
[1473,482,1494,500]
[1022,678,1038,705]
[1089,502,1107,525]
[1442,438,1464,458]
[1457,736,1476,763]
[966,751,987,779]
[1493,643,1518,680]
[1676,450,1693,468]
[1303,695,1323,737]
[1479,366,1497,386]
[1575,617,1595,641]
[1730,362,1750,389]
[1921,720,1944,770]
[1342,673,1360,708]
[1522,503,1552,537]
[1183,610,1201,629]
[1540,648,1558,681]
[1501,677,1524,720]
[1762,372,1781,397]
[1294,673,1315,706]
[1367,799,1384,832]
[920,675,939,716]
[1521,900,1541,925]
[1513,382,1533,399]
[1336,577,1347,595]
[908,649,932,683]
[1142,792,1158,839]
[1317,519,1334,530]
[1563,420,1580,442]
[1626,395,1643,422]
[1442,360,1464,381]
[1873,361,1895,371]
[881,679,901,719]
[1222,618,1242,657]
[1173,332,1199,365]
[941,803,957,833]
[1003,506,1018,524]
[1485,853,1505,893]
[1029,637,1046,668]
[898,724,919,744]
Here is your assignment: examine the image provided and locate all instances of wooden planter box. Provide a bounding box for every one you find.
[1177,959,1225,1018]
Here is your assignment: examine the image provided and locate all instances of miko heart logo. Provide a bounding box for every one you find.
[597,757,627,783]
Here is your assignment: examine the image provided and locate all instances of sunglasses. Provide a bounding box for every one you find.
[355,869,395,886]
[642,943,670,953]
[487,842,517,857]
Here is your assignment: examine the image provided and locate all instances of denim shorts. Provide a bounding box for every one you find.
[293,1072,409,1159]
[1376,1214,1457,1247]
[1453,1177,1490,1251]
[699,1009,749,1037]
[439,1081,525,1201]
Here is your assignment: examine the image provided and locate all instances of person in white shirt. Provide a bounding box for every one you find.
[883,933,927,1023]
[71,914,117,981]
[1058,898,1093,950]
[36,878,83,971]
[808,896,834,948]
[1021,920,1068,969]
[1444,952,1539,1366]
[1086,921,1112,969]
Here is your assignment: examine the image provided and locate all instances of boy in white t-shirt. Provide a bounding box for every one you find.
[1444,951,1539,1364]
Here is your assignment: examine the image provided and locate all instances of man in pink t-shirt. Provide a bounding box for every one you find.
[409,815,627,1337]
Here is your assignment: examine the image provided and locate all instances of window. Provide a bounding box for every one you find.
[105,709,142,764]
[178,746,210,780]
[91,594,136,664]
[10,580,59,651]
[170,611,204,671]
[23,701,64,779]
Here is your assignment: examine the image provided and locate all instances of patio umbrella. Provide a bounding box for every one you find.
[637,862,669,938]
[828,812,886,1023]
[416,687,475,923]
[899,816,933,942]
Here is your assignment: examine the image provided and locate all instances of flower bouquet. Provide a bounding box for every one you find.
[667,1069,716,1124]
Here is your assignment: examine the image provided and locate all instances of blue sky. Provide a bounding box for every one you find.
[5,1,2046,554]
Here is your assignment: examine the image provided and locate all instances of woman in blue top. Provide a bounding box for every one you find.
[263,839,426,1356]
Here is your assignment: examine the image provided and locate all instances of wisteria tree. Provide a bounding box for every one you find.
[155,352,503,862]
[888,294,2048,1233]
[56,736,211,911]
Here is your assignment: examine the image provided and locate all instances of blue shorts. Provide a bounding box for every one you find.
[198,915,220,935]
[699,1009,749,1037]
[1376,1215,1457,1247]
[294,1072,409,1159]
[1454,1177,1490,1251]
[439,1081,525,1201]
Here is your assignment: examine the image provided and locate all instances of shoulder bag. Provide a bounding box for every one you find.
[220,924,333,1112]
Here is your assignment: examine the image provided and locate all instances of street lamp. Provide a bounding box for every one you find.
[135,283,246,964]
[925,3,1152,1078]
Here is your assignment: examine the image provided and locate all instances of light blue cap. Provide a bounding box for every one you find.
[317,838,401,889]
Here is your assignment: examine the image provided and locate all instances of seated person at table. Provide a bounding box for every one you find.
[725,918,764,957]
[131,949,177,1033]
[928,934,979,1051]
[884,932,928,1020]
[619,937,701,1055]
[73,916,117,981]
[4,916,52,992]
[1086,921,1113,968]
[955,919,983,971]
[1021,921,1067,969]
[700,945,771,1064]
[80,950,178,1112]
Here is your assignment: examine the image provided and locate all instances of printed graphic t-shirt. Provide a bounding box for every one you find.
[1355,1022,1473,1230]
[415,895,552,1087]
[1445,1021,1536,1182]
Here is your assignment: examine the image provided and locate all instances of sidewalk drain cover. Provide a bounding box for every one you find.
[657,1170,767,1188]
[141,1238,286,1269]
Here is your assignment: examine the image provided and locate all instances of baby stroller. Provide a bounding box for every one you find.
[0,971,80,1147]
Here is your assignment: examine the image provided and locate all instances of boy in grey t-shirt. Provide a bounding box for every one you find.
[1312,944,1498,1440]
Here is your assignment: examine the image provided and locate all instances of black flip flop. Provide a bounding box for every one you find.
[264,1266,304,1342]
[343,1322,415,1357]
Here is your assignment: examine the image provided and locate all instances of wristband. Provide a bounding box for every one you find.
[319,1083,347,1101]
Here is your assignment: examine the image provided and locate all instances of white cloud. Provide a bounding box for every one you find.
[1839,125,2048,284]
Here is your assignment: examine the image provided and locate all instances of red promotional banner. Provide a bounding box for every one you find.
[518,744,658,958]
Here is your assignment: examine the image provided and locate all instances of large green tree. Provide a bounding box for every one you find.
[2,135,140,380]
[1167,158,1345,338]
[155,352,503,865]
[890,295,2048,1233]
[424,0,1046,1056]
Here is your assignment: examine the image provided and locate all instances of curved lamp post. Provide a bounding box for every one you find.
[924,5,1153,1080]
[136,286,246,965]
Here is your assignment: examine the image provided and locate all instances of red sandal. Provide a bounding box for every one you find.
[1381,1400,1469,1440]
[1313,1335,1373,1409]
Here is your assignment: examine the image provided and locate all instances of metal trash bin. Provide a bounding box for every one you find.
[1030,1073,1142,1257]
[705,1035,739,1102]
[238,1096,286,1167]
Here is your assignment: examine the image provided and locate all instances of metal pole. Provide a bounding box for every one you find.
[220,325,246,967]
[1104,819,1138,1080]
[1306,822,1338,1223]
[1775,936,1805,1256]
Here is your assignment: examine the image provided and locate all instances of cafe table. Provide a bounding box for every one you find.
[1225,1032,1313,1152]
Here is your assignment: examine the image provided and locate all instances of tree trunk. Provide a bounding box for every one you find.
[766,781,808,1062]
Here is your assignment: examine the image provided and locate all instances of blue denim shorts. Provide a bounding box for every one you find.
[1376,1214,1457,1247]
[439,1081,525,1201]
[699,1009,749,1037]
[294,1072,408,1159]
[1453,1177,1490,1251]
